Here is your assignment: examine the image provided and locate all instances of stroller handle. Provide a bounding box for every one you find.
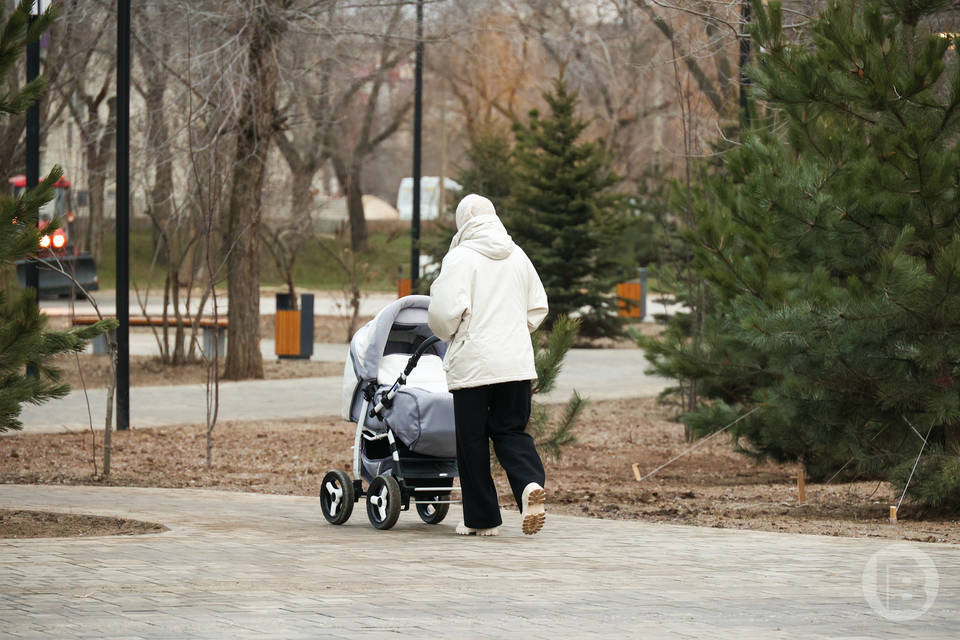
[370,335,443,419]
[404,335,442,377]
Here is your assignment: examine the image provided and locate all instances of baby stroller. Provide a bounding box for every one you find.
[323,295,460,530]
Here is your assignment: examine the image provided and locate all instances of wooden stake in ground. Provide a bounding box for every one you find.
[796,467,806,504]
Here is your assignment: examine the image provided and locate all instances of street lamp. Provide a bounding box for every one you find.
[410,0,423,293]
[117,0,131,430]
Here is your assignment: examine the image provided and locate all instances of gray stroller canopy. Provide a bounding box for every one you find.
[351,295,447,380]
[341,295,449,422]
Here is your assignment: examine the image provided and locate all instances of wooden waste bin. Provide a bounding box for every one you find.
[616,269,647,319]
[397,277,412,298]
[275,293,314,359]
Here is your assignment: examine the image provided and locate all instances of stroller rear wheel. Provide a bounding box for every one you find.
[321,469,355,525]
[416,498,450,524]
[366,474,402,530]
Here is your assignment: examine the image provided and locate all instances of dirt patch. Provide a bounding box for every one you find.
[0,509,166,539]
[53,353,343,390]
[548,399,959,544]
[2,398,957,544]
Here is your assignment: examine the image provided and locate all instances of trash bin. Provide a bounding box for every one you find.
[275,292,314,359]
[616,268,647,320]
[397,265,412,298]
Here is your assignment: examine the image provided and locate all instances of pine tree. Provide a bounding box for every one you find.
[643,0,960,508]
[452,127,515,206]
[416,128,514,292]
[507,76,625,339]
[528,315,585,458]
[0,0,114,432]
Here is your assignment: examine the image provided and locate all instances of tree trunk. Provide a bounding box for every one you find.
[290,165,316,221]
[81,97,116,264]
[287,168,314,308]
[86,168,105,263]
[332,156,368,253]
[145,63,174,267]
[161,273,172,363]
[346,167,368,254]
[142,48,189,362]
[171,269,187,364]
[223,6,285,380]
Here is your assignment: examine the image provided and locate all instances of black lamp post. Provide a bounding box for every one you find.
[116,0,131,430]
[410,0,423,293]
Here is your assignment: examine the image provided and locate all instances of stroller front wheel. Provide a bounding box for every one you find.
[366,474,402,530]
[321,469,355,525]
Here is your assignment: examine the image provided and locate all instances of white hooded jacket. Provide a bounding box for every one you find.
[428,194,548,391]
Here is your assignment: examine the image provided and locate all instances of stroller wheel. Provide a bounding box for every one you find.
[321,470,355,525]
[416,498,450,525]
[366,474,401,530]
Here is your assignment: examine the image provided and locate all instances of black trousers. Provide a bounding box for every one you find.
[452,380,546,529]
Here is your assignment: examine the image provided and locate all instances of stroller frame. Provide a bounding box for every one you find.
[322,299,461,530]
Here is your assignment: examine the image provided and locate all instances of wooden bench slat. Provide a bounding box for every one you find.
[72,315,228,328]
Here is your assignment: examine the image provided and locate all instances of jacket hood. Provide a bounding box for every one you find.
[455,193,495,228]
[449,203,515,260]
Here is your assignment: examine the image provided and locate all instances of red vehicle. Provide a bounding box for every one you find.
[11,174,98,296]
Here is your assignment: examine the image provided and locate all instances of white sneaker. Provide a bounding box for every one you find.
[456,521,500,536]
[521,483,546,535]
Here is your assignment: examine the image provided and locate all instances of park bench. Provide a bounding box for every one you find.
[72,315,228,360]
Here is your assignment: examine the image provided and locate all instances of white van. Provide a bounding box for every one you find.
[396,177,462,221]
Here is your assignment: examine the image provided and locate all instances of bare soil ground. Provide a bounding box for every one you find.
[3,398,958,543]
[0,509,165,539]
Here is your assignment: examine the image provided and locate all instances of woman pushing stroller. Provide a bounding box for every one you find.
[428,194,549,537]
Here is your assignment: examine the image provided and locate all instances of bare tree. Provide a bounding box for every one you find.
[324,3,413,253]
[0,2,69,180]
[262,217,311,311]
[632,0,739,119]
[513,0,681,185]
[429,4,544,145]
[58,2,116,264]
[318,240,373,342]
[132,1,215,365]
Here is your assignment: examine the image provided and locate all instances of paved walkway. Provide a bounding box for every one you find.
[13,293,955,638]
[1,485,957,639]
[15,288,675,434]
[15,347,670,434]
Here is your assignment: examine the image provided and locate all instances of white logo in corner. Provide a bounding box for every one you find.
[862,544,939,621]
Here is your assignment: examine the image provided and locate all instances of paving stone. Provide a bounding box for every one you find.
[1,484,958,639]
